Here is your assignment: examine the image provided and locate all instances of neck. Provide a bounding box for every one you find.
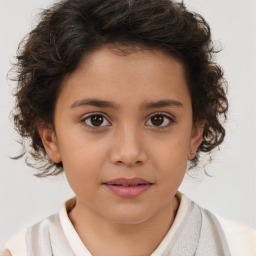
[68,195,179,256]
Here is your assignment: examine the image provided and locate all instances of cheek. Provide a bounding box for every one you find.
[58,121,107,167]
[154,134,190,162]
[154,145,187,182]
[150,130,190,180]
[58,133,109,194]
[152,147,187,198]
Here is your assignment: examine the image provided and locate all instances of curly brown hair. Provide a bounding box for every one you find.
[11,0,228,177]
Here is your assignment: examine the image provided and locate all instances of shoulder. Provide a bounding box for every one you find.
[3,198,75,256]
[4,228,27,256]
[179,192,256,255]
[215,215,256,256]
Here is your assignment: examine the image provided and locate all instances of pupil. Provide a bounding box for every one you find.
[152,115,163,126]
[91,115,103,126]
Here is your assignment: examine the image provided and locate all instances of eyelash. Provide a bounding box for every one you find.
[81,112,175,131]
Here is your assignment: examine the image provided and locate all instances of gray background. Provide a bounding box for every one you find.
[0,0,255,247]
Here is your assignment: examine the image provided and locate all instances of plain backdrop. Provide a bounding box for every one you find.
[0,0,255,247]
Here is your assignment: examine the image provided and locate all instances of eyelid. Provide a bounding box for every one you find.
[147,111,175,121]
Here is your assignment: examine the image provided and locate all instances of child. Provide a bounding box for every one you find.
[2,0,256,255]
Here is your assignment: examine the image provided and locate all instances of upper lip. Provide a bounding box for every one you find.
[104,177,152,186]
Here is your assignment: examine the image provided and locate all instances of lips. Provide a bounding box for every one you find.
[104,177,152,186]
[103,177,153,198]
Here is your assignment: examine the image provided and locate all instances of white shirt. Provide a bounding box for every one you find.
[5,193,256,256]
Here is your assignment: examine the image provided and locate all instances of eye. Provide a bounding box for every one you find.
[81,113,111,129]
[145,112,174,129]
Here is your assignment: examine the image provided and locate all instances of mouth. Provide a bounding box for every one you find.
[103,177,153,198]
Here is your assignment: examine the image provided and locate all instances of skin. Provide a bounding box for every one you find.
[39,46,204,256]
[0,250,11,256]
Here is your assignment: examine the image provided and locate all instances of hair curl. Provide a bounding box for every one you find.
[11,0,228,177]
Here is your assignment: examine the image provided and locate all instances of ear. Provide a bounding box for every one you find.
[187,120,205,160]
[37,123,62,164]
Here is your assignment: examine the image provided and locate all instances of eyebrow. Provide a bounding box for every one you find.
[70,98,184,110]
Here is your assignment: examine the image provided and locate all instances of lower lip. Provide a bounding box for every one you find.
[104,184,152,198]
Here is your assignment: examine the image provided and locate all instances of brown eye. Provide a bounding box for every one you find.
[146,113,174,128]
[90,115,104,126]
[82,114,110,128]
[151,115,164,126]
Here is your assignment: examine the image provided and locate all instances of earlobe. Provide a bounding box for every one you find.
[37,124,62,164]
[188,120,205,160]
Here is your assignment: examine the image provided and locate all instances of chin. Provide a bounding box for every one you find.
[105,206,155,225]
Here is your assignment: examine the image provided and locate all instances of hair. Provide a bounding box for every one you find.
[11,0,228,177]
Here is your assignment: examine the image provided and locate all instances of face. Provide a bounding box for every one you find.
[40,46,203,224]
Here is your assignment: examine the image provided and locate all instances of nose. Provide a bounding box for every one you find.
[109,125,147,167]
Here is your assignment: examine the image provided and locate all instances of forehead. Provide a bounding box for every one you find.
[58,46,191,110]
[75,45,186,80]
